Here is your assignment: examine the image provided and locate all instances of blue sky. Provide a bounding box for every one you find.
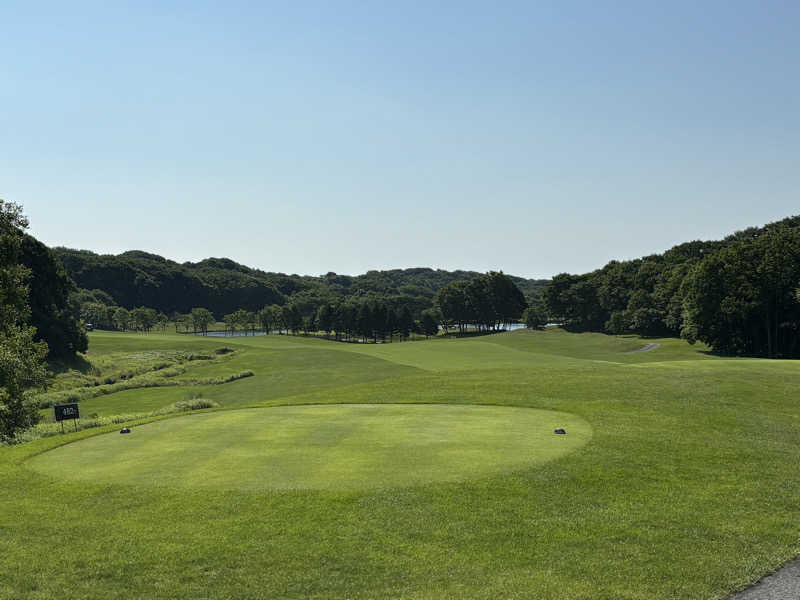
[2,1,798,278]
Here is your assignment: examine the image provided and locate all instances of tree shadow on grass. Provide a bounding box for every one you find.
[47,353,95,376]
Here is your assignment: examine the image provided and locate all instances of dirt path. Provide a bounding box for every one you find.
[726,557,800,599]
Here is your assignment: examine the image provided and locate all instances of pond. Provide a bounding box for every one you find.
[182,323,528,337]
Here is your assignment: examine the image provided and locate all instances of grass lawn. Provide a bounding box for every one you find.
[29,404,591,490]
[1,328,799,598]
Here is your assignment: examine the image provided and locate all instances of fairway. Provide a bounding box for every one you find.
[28,404,591,490]
[4,328,800,599]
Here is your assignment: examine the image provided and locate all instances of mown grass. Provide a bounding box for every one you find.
[28,404,591,490]
[1,328,798,599]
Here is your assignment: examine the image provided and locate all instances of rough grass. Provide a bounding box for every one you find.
[1,328,799,599]
[16,395,220,443]
[35,355,249,411]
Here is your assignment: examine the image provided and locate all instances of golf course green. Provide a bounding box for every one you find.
[2,327,799,599]
[28,404,591,490]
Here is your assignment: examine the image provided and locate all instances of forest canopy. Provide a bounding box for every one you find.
[53,247,548,321]
[541,215,800,358]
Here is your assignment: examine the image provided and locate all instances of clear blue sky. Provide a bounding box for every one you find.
[2,1,798,279]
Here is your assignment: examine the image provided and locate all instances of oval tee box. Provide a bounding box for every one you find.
[27,403,591,491]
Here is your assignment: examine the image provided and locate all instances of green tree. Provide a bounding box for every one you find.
[334,301,357,341]
[0,325,48,441]
[420,309,439,338]
[80,302,113,330]
[223,312,238,336]
[604,310,629,335]
[465,276,494,330]
[384,304,398,342]
[230,309,253,335]
[370,300,388,342]
[625,290,664,336]
[356,301,372,342]
[20,235,87,357]
[282,304,302,335]
[397,305,413,340]
[113,307,131,331]
[190,307,214,335]
[316,303,334,338]
[0,203,34,328]
[485,271,527,328]
[522,301,548,330]
[131,307,158,333]
[435,281,472,334]
[682,226,800,357]
[0,201,48,441]
[257,307,273,334]
[302,315,316,335]
[268,304,285,334]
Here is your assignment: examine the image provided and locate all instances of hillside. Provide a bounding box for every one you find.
[53,247,549,318]
[543,214,800,357]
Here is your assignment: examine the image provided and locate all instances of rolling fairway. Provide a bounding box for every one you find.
[2,328,800,598]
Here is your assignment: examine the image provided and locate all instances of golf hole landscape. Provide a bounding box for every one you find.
[5,327,800,599]
[5,3,800,598]
[28,404,592,490]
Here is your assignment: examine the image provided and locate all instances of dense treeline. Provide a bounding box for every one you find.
[55,249,285,318]
[20,236,87,358]
[76,292,169,334]
[243,298,428,342]
[98,272,526,345]
[176,274,526,342]
[435,272,527,333]
[55,247,547,325]
[542,216,800,357]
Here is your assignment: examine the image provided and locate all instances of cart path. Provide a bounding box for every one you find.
[727,557,800,599]
[626,343,661,353]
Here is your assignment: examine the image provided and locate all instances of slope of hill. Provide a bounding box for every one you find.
[53,247,549,318]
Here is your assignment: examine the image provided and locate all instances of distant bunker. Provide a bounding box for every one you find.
[28,404,591,491]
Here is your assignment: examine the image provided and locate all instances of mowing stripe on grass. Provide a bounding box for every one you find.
[27,404,591,491]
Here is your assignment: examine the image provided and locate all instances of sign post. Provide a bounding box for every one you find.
[54,403,80,433]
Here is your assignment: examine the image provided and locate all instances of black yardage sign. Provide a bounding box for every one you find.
[54,404,80,422]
